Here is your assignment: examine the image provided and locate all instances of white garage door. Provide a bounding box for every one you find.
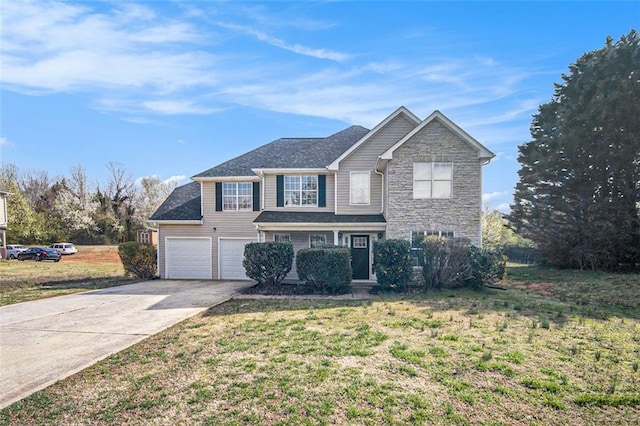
[166,238,212,279]
[219,238,255,279]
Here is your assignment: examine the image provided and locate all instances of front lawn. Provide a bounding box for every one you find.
[2,267,639,424]
[0,246,137,306]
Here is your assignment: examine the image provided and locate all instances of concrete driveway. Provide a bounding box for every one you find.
[0,280,253,409]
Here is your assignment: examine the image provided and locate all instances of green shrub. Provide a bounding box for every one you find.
[420,237,470,290]
[460,246,507,289]
[243,242,294,286]
[417,237,505,290]
[373,239,413,292]
[118,242,157,279]
[296,247,352,294]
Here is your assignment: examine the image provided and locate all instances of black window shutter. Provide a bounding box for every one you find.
[318,175,326,207]
[276,175,284,207]
[253,182,260,211]
[215,182,222,211]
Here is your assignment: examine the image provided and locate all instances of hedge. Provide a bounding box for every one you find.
[373,239,413,292]
[243,242,294,286]
[296,247,352,294]
[118,242,157,279]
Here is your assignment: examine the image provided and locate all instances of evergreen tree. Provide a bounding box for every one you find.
[510,30,640,271]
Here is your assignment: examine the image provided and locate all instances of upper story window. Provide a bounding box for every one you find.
[413,162,453,199]
[350,171,370,205]
[285,175,318,207]
[222,182,252,211]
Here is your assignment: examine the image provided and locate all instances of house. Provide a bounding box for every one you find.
[0,190,9,260]
[149,107,494,281]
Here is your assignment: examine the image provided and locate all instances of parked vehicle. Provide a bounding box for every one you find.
[49,243,77,255]
[6,244,27,259]
[17,247,61,262]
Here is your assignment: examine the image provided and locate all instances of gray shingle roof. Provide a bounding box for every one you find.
[149,181,201,221]
[254,211,386,224]
[150,125,371,222]
[193,125,369,178]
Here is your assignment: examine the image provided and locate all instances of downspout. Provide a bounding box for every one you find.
[374,157,385,215]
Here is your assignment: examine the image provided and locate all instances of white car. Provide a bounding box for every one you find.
[6,244,27,259]
[49,243,78,255]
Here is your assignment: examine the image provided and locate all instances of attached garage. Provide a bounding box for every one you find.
[165,237,212,279]
[219,238,256,279]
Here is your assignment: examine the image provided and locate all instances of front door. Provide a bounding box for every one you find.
[350,235,370,280]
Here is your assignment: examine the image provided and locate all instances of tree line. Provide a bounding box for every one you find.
[0,162,177,245]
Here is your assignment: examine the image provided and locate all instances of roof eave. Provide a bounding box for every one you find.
[192,176,260,182]
[255,222,387,232]
[149,219,203,225]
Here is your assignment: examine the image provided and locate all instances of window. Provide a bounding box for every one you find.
[413,162,453,199]
[274,234,291,242]
[410,230,454,266]
[284,176,318,207]
[352,236,368,248]
[350,172,370,205]
[310,234,327,248]
[222,182,252,211]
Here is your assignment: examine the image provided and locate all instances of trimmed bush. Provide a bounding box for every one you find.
[118,242,157,279]
[243,242,294,286]
[296,247,352,294]
[373,239,413,292]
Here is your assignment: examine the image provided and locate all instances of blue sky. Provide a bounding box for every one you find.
[1,1,638,212]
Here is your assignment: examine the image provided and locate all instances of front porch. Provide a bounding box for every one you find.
[253,211,387,282]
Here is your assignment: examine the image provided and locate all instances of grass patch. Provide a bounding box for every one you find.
[0,246,136,306]
[2,266,640,424]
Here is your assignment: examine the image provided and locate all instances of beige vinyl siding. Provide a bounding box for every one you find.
[202,181,260,279]
[263,174,335,212]
[385,120,483,245]
[336,114,416,214]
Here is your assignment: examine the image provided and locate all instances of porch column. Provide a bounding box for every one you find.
[333,230,339,246]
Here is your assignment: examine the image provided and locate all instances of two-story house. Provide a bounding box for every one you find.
[149,107,494,281]
[0,190,9,260]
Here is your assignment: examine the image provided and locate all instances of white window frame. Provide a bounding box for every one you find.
[273,233,291,242]
[284,175,318,207]
[309,234,327,248]
[222,182,253,211]
[350,171,370,205]
[413,162,453,199]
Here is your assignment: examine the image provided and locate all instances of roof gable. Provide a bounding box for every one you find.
[379,110,495,161]
[327,106,421,171]
[149,181,201,221]
[193,125,370,179]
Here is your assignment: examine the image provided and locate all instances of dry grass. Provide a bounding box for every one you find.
[2,267,639,425]
[0,246,136,306]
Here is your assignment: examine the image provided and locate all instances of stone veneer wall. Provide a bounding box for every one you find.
[385,120,483,246]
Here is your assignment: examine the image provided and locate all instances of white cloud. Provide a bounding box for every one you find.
[216,22,350,61]
[483,191,510,202]
[0,0,540,131]
[0,137,10,146]
[163,175,186,185]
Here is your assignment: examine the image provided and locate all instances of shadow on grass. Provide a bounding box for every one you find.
[204,265,640,323]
